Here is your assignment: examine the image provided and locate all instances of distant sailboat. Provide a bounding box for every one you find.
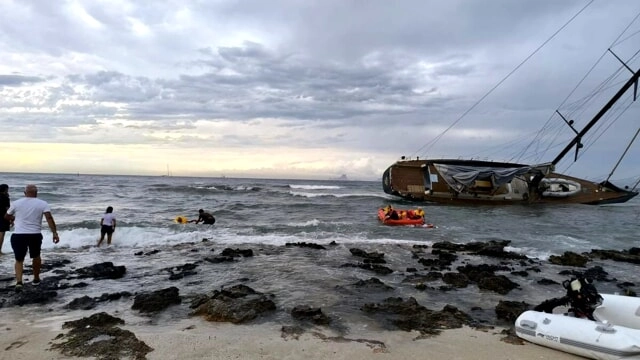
[162,164,173,177]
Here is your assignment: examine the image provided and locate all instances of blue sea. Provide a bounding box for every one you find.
[0,172,638,327]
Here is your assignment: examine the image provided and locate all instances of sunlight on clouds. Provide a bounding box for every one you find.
[66,1,104,29]
[219,32,267,48]
[127,17,152,37]
[448,127,517,140]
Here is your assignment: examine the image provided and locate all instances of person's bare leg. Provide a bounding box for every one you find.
[32,257,41,282]
[107,233,113,245]
[15,260,23,284]
[97,233,104,247]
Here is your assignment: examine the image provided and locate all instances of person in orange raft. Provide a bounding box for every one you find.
[383,205,400,220]
[407,207,425,219]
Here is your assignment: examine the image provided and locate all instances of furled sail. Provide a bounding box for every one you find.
[433,162,552,193]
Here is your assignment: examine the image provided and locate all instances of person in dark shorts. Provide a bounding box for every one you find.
[4,184,59,290]
[97,206,116,247]
[0,184,10,254]
[194,209,216,225]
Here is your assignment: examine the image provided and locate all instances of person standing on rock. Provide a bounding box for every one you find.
[4,184,59,290]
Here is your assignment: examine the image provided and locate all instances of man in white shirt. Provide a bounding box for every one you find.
[4,184,60,290]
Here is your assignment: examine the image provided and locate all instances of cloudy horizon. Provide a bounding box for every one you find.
[1,0,640,182]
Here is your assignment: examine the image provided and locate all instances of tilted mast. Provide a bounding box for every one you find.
[552,66,640,166]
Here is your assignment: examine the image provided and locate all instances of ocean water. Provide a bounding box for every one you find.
[0,172,638,328]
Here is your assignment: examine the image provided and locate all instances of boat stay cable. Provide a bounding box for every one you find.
[516,11,640,165]
[410,0,595,159]
[560,94,635,176]
[605,127,640,184]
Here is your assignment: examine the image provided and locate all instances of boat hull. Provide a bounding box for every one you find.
[593,294,640,330]
[382,159,638,206]
[515,310,640,360]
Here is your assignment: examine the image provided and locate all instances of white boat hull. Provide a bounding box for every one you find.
[594,294,640,330]
[516,310,640,360]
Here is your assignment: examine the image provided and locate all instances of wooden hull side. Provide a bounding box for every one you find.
[382,160,639,206]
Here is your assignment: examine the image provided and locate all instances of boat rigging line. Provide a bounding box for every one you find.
[516,11,640,165]
[411,0,595,159]
[551,66,640,166]
[606,127,640,184]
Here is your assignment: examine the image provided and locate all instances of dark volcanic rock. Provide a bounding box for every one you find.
[495,300,530,323]
[362,297,475,336]
[349,248,386,263]
[432,240,526,260]
[291,305,331,325]
[478,275,520,295]
[341,263,393,275]
[75,262,126,280]
[402,272,443,284]
[11,288,58,307]
[353,277,394,291]
[204,256,236,263]
[431,250,458,263]
[220,248,254,257]
[442,272,470,288]
[559,265,611,282]
[418,256,452,270]
[537,278,560,286]
[456,263,510,282]
[589,248,640,265]
[66,292,133,310]
[50,312,152,360]
[66,295,97,310]
[285,242,327,250]
[163,262,199,280]
[132,287,181,313]
[548,251,589,267]
[191,284,276,323]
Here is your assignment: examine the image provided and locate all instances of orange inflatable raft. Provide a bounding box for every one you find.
[378,208,433,227]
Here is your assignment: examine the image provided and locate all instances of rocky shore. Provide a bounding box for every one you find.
[1,239,638,359]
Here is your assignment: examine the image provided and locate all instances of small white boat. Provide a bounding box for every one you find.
[515,294,640,360]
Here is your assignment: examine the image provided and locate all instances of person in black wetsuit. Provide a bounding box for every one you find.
[194,209,216,225]
[533,276,603,320]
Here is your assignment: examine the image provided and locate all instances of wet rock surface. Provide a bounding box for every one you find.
[190,284,276,323]
[362,297,476,336]
[50,312,153,360]
[132,286,182,313]
[1,240,639,358]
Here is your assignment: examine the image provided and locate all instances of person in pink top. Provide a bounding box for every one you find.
[4,184,59,290]
[97,206,116,247]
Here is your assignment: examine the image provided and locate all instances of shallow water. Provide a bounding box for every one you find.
[0,172,638,327]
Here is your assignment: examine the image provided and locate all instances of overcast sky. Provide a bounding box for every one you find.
[1,0,640,182]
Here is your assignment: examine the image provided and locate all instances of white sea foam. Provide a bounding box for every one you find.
[288,185,342,190]
[505,245,555,261]
[289,191,394,199]
[286,219,321,227]
[0,225,433,255]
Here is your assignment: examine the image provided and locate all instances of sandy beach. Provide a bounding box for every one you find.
[0,309,582,360]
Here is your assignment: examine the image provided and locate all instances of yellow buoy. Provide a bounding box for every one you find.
[175,216,189,224]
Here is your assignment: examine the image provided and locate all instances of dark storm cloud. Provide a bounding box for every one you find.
[59,40,461,125]
[0,74,45,86]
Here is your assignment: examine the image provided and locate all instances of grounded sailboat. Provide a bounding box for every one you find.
[382,21,640,206]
